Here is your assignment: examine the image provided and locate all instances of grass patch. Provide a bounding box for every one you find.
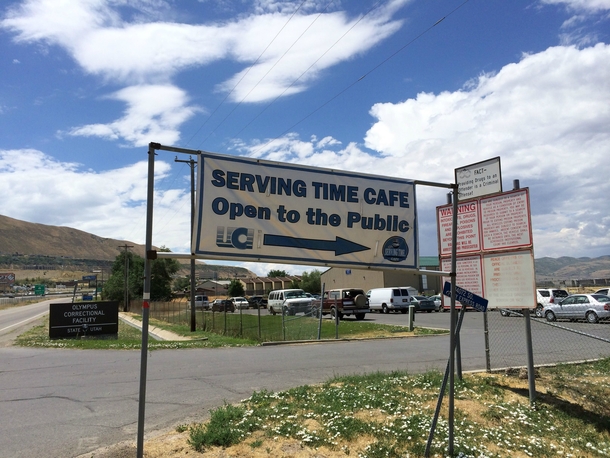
[15,319,258,349]
[14,314,444,350]
[181,360,610,457]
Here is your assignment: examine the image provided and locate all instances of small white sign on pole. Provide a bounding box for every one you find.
[455,157,502,201]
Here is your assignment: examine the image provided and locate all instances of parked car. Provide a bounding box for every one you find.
[211,299,235,313]
[247,295,268,309]
[429,295,442,312]
[594,288,610,296]
[267,289,314,316]
[321,288,369,320]
[408,295,436,313]
[366,287,416,314]
[535,288,569,317]
[543,294,610,323]
[230,297,249,309]
[194,295,209,310]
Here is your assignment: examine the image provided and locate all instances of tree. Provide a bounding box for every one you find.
[228,279,244,297]
[150,247,181,301]
[103,247,180,310]
[268,269,288,277]
[173,276,190,292]
[300,269,321,294]
[103,251,144,311]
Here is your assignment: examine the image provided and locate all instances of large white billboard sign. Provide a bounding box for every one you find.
[192,153,418,269]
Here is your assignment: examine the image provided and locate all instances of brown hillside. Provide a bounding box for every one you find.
[0,214,148,260]
[0,214,256,279]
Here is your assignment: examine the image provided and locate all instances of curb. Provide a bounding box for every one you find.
[119,313,192,341]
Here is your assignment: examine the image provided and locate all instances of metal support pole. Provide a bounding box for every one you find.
[523,309,537,403]
[175,156,197,332]
[425,306,467,457]
[136,142,157,458]
[449,183,459,456]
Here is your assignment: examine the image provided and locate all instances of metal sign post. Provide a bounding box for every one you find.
[136,142,157,458]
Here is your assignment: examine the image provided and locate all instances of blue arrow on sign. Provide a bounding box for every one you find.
[443,281,488,312]
[263,234,370,256]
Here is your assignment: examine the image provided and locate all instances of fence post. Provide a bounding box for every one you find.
[408,305,415,331]
[483,310,491,372]
[317,283,325,340]
[334,297,339,339]
[257,304,261,340]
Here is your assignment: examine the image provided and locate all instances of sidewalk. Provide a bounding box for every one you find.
[119,312,192,341]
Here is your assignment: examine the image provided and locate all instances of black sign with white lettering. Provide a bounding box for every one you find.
[49,301,119,339]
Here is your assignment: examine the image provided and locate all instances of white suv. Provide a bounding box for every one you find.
[535,288,569,317]
[268,289,314,316]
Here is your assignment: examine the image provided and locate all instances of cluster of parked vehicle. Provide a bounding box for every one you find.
[191,286,446,320]
[533,288,610,324]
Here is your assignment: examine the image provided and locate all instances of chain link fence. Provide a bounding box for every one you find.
[485,309,610,371]
[131,298,333,342]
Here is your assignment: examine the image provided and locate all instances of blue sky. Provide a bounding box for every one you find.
[1,0,609,276]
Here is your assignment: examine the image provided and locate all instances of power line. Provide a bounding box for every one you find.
[233,0,385,139]
[183,0,311,148]
[245,0,471,156]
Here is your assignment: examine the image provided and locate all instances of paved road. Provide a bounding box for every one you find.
[2,335,469,457]
[1,303,607,458]
[0,297,66,346]
[0,304,469,458]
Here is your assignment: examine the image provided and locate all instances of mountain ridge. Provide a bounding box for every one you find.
[1,214,609,281]
[0,214,255,279]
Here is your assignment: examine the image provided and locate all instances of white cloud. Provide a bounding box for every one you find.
[235,44,610,258]
[0,148,192,249]
[540,0,610,13]
[1,0,410,146]
[66,85,199,146]
[362,43,610,257]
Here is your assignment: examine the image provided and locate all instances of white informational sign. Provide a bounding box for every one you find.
[455,157,502,201]
[483,251,536,309]
[480,189,532,251]
[441,256,484,308]
[193,153,418,269]
[437,200,481,256]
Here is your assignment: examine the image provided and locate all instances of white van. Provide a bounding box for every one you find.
[268,289,314,316]
[366,287,416,314]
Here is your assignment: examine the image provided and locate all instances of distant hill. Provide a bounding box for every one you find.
[1,214,608,282]
[0,214,255,279]
[534,256,610,281]
[0,214,147,260]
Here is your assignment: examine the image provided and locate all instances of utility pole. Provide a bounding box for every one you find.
[119,244,133,312]
[175,155,197,332]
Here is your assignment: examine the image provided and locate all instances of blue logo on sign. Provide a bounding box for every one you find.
[216,227,254,250]
[382,237,408,262]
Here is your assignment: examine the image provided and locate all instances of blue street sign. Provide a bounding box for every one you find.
[443,281,488,312]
